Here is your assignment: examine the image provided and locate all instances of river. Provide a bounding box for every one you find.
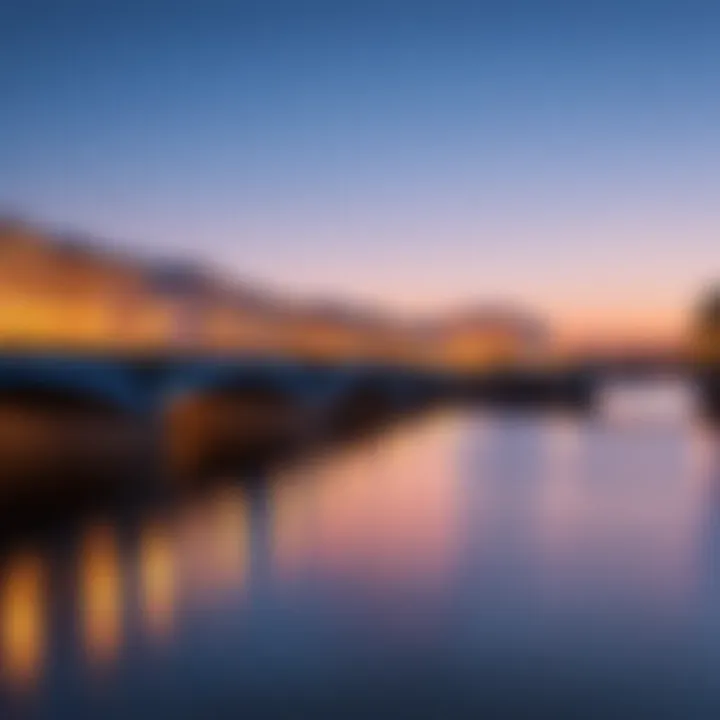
[1,380,719,718]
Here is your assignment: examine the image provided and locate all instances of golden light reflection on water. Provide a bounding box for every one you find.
[79,523,122,666]
[78,486,249,662]
[139,520,175,641]
[207,485,249,594]
[0,399,714,699]
[0,552,46,690]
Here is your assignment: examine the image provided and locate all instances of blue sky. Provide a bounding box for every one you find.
[1,0,718,339]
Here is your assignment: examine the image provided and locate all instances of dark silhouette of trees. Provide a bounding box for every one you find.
[694,284,720,366]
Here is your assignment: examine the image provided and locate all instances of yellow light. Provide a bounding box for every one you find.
[79,523,122,666]
[0,553,46,690]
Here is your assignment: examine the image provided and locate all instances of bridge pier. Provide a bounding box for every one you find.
[161,387,316,479]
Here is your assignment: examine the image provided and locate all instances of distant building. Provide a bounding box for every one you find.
[0,222,142,349]
[423,308,550,371]
[276,302,390,363]
[0,221,277,355]
[0,219,550,369]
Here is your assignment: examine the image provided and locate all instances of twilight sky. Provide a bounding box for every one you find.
[1,0,718,342]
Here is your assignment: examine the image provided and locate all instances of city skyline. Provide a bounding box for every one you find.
[2,1,718,347]
[0,217,551,369]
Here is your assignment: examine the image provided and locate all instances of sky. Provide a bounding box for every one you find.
[1,0,718,344]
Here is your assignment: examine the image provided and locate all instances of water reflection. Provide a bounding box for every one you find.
[693,425,720,610]
[175,485,249,608]
[1,389,720,718]
[0,482,253,696]
[79,523,123,666]
[534,415,587,567]
[0,552,46,690]
[207,486,249,596]
[139,520,175,641]
[532,416,707,618]
[272,414,461,592]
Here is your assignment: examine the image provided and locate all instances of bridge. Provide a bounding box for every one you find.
[0,351,713,424]
[0,347,716,496]
[1,223,716,427]
[0,350,713,419]
[0,351,460,483]
[0,223,716,498]
[0,281,717,486]
[0,352,454,415]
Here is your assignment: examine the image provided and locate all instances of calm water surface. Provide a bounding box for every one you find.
[2,382,720,718]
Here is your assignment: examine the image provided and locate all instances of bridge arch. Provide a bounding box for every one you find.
[158,359,324,476]
[0,357,144,413]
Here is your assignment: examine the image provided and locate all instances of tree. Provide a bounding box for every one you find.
[694,285,720,364]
